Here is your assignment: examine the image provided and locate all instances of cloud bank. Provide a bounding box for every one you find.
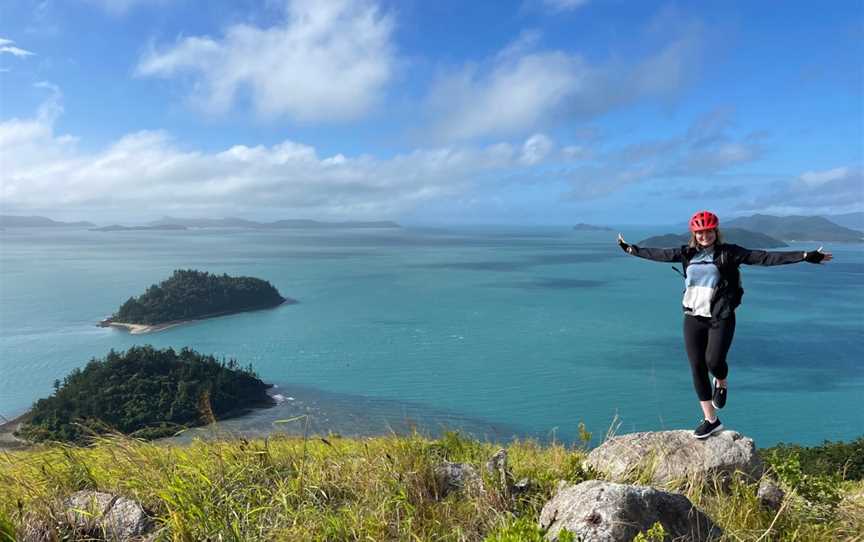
[137,0,395,122]
[0,89,560,220]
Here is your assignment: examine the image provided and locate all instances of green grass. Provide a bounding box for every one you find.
[1,430,861,541]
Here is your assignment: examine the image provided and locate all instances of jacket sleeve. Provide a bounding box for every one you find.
[628,245,684,263]
[728,244,805,266]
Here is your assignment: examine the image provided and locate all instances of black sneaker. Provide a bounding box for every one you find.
[694,418,724,439]
[712,378,727,410]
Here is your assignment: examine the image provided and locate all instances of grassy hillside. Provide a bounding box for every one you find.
[1,431,861,541]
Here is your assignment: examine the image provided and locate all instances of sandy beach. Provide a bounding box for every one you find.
[103,321,186,334]
[99,300,294,335]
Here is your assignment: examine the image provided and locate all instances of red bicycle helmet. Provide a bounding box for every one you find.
[689,211,719,232]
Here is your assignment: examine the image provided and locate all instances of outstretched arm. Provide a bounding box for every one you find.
[731,244,833,266]
[617,233,683,262]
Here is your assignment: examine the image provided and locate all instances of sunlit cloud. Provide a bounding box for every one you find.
[137,0,396,122]
[0,38,35,57]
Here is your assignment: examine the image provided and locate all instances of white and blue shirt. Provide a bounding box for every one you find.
[682,248,721,317]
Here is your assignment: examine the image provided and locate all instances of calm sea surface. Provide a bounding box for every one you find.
[1,226,862,447]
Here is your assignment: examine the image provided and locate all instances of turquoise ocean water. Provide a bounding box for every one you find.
[1,226,862,447]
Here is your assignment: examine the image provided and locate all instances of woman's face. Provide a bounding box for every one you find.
[695,228,717,247]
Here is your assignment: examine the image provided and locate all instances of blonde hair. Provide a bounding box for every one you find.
[689,228,724,248]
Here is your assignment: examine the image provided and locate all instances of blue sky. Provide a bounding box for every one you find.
[0,0,861,225]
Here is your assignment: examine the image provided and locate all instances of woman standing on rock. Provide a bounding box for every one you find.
[616,211,832,438]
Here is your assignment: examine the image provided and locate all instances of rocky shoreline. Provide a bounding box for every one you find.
[0,411,32,450]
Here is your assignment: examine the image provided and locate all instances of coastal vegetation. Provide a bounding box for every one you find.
[108,269,287,326]
[0,431,861,541]
[15,346,273,444]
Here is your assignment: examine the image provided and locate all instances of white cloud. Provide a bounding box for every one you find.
[84,0,171,16]
[520,133,554,165]
[137,0,396,122]
[424,22,702,141]
[800,167,850,186]
[0,92,564,220]
[0,38,35,57]
[540,0,590,11]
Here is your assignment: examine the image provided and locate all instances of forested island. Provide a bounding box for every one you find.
[101,269,291,333]
[14,346,274,443]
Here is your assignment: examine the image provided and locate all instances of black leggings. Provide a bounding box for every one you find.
[683,313,736,401]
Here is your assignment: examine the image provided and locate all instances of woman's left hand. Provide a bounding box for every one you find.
[804,246,833,264]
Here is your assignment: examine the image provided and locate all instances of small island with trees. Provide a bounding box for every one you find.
[14,345,274,443]
[100,269,292,333]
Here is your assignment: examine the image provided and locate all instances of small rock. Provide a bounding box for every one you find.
[757,479,785,511]
[434,461,483,497]
[539,480,722,541]
[63,490,152,540]
[584,430,764,487]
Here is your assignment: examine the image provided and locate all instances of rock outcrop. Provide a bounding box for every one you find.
[584,430,764,486]
[21,490,155,542]
[434,461,483,498]
[539,480,722,541]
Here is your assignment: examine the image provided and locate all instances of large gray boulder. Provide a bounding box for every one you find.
[584,430,763,486]
[62,490,153,541]
[539,480,722,541]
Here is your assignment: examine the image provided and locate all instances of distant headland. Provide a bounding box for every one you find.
[725,214,863,242]
[572,223,614,232]
[638,228,788,248]
[100,269,293,334]
[0,215,95,228]
[0,214,400,230]
[89,224,188,232]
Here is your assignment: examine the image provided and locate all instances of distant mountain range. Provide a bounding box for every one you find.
[147,217,401,229]
[726,214,862,242]
[822,212,864,231]
[0,215,399,230]
[573,223,614,232]
[90,225,188,232]
[0,215,95,228]
[638,228,788,248]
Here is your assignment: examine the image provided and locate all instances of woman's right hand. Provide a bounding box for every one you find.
[617,233,634,254]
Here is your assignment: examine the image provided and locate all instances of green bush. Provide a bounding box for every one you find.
[764,437,864,480]
[766,449,842,518]
[633,521,667,542]
[483,517,574,542]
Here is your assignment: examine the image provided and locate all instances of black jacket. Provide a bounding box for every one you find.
[627,243,806,320]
